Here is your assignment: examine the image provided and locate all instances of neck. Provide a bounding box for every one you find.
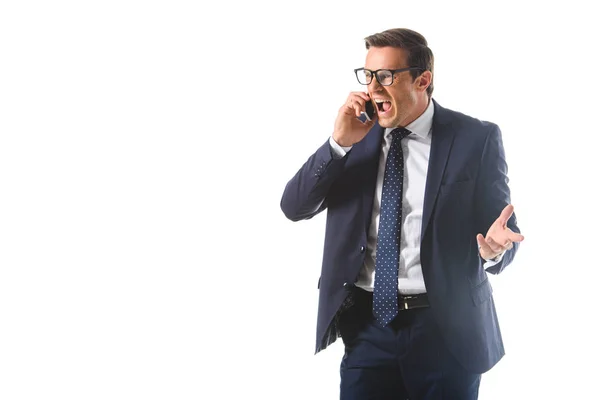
[401,97,429,127]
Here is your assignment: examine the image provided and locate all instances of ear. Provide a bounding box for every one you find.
[417,70,432,93]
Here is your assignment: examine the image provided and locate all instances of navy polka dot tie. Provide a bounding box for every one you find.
[373,127,411,326]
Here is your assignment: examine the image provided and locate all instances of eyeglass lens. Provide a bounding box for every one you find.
[356,69,394,86]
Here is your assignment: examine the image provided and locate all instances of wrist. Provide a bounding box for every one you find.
[486,253,501,262]
[478,246,501,262]
[479,249,503,263]
[332,132,353,147]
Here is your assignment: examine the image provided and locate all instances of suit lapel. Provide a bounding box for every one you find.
[421,100,456,242]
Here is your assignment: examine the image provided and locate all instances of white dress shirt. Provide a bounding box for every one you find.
[329,100,502,294]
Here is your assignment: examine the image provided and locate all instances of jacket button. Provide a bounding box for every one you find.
[360,246,365,253]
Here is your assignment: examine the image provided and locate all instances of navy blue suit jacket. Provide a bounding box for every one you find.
[280,99,520,374]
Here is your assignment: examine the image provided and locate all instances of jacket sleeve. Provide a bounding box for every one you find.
[475,124,521,274]
[280,139,350,221]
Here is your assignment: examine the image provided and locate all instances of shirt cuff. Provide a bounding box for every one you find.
[329,136,353,159]
[483,249,506,268]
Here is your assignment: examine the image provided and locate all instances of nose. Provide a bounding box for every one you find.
[368,80,383,98]
[368,77,382,93]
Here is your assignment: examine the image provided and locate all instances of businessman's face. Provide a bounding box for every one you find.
[364,46,430,128]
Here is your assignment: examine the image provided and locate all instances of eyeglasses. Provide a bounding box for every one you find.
[354,67,423,86]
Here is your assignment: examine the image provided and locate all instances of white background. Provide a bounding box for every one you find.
[1,1,599,399]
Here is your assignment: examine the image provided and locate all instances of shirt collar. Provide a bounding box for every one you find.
[384,98,435,139]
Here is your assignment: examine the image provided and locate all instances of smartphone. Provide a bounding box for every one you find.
[364,100,375,121]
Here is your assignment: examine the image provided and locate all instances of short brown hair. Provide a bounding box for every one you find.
[365,28,434,97]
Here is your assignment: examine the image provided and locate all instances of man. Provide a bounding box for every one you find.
[280,28,524,399]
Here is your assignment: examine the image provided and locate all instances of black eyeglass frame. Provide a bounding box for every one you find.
[354,67,424,86]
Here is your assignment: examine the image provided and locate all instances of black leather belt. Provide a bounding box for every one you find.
[397,293,429,310]
[352,286,430,311]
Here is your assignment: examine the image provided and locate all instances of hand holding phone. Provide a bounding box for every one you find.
[333,92,376,147]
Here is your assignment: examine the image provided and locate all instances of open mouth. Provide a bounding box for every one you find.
[374,99,392,114]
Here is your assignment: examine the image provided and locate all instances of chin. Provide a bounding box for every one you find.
[378,115,396,129]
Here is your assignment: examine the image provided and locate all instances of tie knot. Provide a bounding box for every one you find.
[390,127,411,140]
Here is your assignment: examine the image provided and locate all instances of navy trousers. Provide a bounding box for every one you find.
[339,288,481,400]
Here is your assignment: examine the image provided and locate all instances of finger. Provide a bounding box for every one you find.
[503,241,514,251]
[342,99,362,117]
[497,204,514,227]
[347,94,367,108]
[476,233,488,249]
[507,230,525,242]
[485,236,504,253]
[353,99,376,117]
[351,91,370,102]
[349,98,369,118]
[476,234,494,257]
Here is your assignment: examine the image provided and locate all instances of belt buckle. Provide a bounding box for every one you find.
[400,295,414,310]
